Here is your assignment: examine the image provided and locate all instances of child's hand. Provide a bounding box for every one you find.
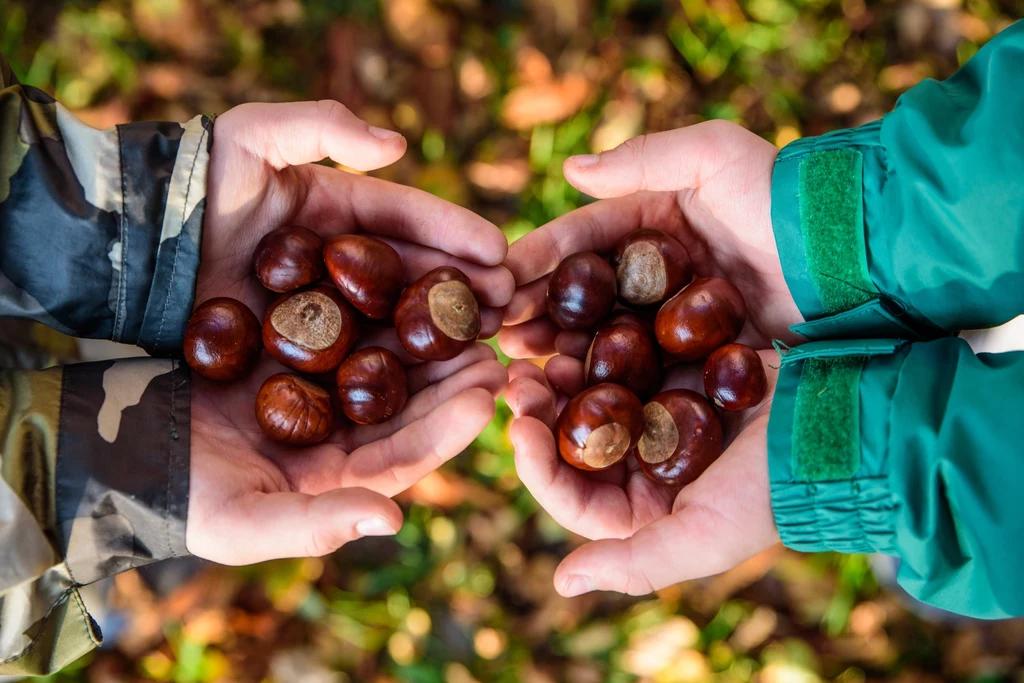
[184,101,513,564]
[505,351,780,596]
[499,120,800,360]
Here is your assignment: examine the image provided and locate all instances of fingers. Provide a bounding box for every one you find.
[553,413,779,597]
[498,317,560,359]
[506,369,556,428]
[221,100,407,171]
[340,388,496,496]
[555,331,591,359]
[563,120,743,199]
[299,166,508,267]
[544,355,585,397]
[381,238,516,307]
[503,276,549,326]
[508,413,634,541]
[195,487,402,564]
[345,357,508,450]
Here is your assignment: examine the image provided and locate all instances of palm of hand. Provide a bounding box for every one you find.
[501,121,790,596]
[184,102,512,565]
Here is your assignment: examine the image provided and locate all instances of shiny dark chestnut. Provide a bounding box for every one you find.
[255,373,335,446]
[703,344,767,411]
[394,266,481,361]
[555,383,645,471]
[654,277,746,361]
[546,252,617,330]
[612,229,691,307]
[636,389,723,487]
[252,225,326,293]
[324,234,406,320]
[183,297,261,381]
[584,312,660,399]
[335,347,409,425]
[263,286,358,374]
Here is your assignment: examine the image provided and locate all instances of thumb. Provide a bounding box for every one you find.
[562,120,741,198]
[192,487,403,565]
[218,100,407,171]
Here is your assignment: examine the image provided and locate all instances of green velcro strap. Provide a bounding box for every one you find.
[798,149,878,314]
[793,356,866,481]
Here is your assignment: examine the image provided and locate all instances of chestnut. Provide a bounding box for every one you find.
[654,277,745,361]
[555,383,645,471]
[612,229,691,307]
[584,312,660,399]
[703,344,767,411]
[394,266,481,361]
[546,252,617,330]
[335,347,409,425]
[255,373,335,446]
[263,285,358,374]
[252,225,326,293]
[324,234,406,320]
[183,297,261,381]
[636,389,723,487]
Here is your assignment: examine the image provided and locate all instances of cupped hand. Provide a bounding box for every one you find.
[499,120,801,361]
[185,101,513,565]
[505,351,780,597]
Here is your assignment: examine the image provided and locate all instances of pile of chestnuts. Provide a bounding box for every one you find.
[547,229,766,487]
[183,226,482,446]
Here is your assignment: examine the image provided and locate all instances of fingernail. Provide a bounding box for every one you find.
[356,516,399,537]
[369,126,403,141]
[559,574,595,597]
[570,154,600,168]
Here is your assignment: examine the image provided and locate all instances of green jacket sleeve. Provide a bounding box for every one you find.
[768,337,1024,618]
[0,52,212,356]
[771,20,1024,341]
[0,359,191,676]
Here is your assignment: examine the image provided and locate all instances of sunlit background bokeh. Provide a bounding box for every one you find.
[3,1,1023,681]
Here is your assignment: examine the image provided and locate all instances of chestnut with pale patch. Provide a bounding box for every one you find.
[263,286,358,374]
[612,229,690,307]
[555,383,645,471]
[636,389,723,487]
[395,266,481,361]
[255,373,335,446]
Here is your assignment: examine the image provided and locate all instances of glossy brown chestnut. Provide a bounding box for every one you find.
[703,343,767,411]
[183,297,261,381]
[335,347,409,425]
[252,225,326,293]
[612,229,691,306]
[654,277,746,361]
[636,389,723,487]
[584,312,660,399]
[546,252,617,330]
[555,383,645,471]
[263,285,358,373]
[394,266,481,361]
[255,373,335,446]
[324,234,406,319]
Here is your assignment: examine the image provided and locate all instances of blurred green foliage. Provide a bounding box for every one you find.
[6,0,1024,681]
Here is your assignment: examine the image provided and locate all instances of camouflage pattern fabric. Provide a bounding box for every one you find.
[0,53,209,676]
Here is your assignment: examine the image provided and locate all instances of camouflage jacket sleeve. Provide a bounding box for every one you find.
[0,53,211,356]
[1,55,205,675]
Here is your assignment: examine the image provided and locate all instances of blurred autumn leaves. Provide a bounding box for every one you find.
[6,0,1024,681]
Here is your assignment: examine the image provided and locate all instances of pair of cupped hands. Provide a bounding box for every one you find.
[188,101,803,597]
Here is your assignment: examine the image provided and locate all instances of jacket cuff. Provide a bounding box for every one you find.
[770,123,942,342]
[767,339,906,555]
[57,359,191,586]
[123,115,213,356]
